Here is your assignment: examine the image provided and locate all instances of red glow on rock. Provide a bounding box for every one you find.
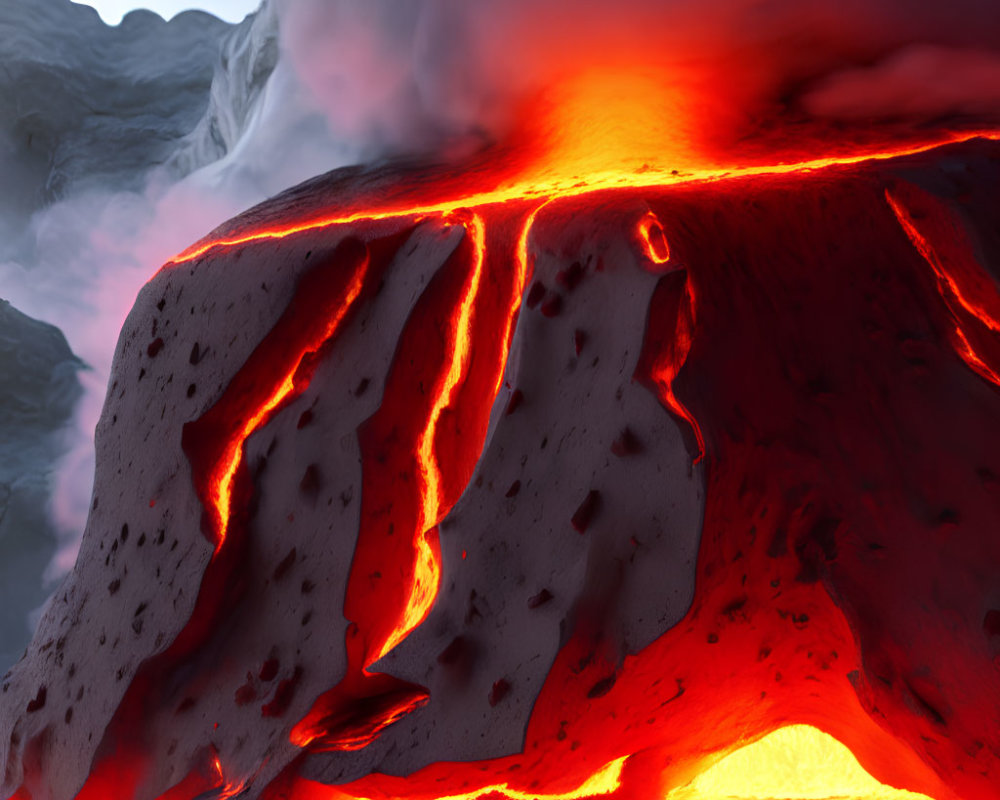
[886,186,1000,389]
[636,270,704,463]
[636,211,670,265]
[18,97,1000,800]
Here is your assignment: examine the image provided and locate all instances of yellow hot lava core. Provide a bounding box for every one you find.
[532,66,706,182]
[666,725,935,800]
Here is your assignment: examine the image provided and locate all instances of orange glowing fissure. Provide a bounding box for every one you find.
[886,189,1000,389]
[376,204,542,661]
[167,130,1000,269]
[885,190,1000,334]
[207,257,368,550]
[211,751,248,800]
[637,211,671,264]
[376,212,488,661]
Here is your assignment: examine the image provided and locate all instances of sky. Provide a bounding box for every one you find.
[76,0,259,24]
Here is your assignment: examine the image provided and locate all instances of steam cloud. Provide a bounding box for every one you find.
[5,0,1000,612]
[281,0,1000,160]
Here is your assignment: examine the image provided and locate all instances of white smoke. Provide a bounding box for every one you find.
[0,0,368,589]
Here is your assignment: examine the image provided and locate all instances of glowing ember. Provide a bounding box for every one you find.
[283,756,628,800]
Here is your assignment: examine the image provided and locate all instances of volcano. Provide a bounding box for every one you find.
[2,124,1000,800]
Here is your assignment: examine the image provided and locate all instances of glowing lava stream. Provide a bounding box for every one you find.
[65,135,1000,800]
[501,200,548,395]
[376,203,544,660]
[167,131,1000,268]
[211,752,248,800]
[637,211,671,264]
[953,327,1000,387]
[206,258,369,551]
[377,213,488,661]
[291,756,628,800]
[648,272,705,463]
[886,189,1000,389]
[886,190,1000,334]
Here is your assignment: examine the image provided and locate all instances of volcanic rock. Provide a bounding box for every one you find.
[2,139,1000,800]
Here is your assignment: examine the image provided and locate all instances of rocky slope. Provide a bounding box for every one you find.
[2,138,999,800]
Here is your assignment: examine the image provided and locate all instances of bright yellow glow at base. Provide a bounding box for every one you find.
[666,726,935,800]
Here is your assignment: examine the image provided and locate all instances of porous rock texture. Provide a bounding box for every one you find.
[3,140,1000,800]
[0,163,702,800]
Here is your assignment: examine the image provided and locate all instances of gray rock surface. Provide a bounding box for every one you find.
[0,0,278,676]
[0,160,703,800]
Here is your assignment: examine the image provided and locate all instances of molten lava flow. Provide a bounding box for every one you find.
[147,749,248,800]
[665,726,934,800]
[65,232,421,800]
[277,171,999,800]
[38,72,1000,799]
[637,211,670,265]
[211,263,366,548]
[190,239,370,550]
[952,327,1000,387]
[291,209,536,753]
[166,132,1000,269]
[379,213,487,661]
[524,66,706,184]
[211,752,248,800]
[496,201,547,396]
[886,187,1000,389]
[885,190,1000,334]
[265,755,627,800]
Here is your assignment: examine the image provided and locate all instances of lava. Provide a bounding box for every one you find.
[167,129,1000,269]
[203,246,369,551]
[886,186,1000,389]
[268,756,629,800]
[380,213,487,661]
[637,269,704,463]
[260,165,1000,800]
[63,230,415,800]
[663,726,934,800]
[291,207,536,752]
[636,211,670,265]
[8,65,997,800]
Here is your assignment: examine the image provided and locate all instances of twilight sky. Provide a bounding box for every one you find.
[75,0,259,24]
